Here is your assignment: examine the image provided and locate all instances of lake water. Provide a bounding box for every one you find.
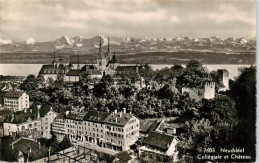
[0,64,252,79]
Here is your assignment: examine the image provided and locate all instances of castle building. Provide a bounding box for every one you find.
[182,82,215,101]
[39,52,70,82]
[218,69,230,91]
[4,91,29,112]
[52,109,139,151]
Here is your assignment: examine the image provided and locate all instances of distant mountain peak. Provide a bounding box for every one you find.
[26,37,35,45]
[0,38,13,45]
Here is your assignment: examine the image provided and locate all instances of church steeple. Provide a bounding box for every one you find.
[52,52,57,65]
[107,37,111,58]
[77,51,80,69]
[98,36,103,58]
[68,56,73,68]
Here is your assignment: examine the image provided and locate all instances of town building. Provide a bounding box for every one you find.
[39,52,71,82]
[139,131,179,162]
[3,107,57,139]
[182,82,215,101]
[0,75,26,83]
[52,108,140,151]
[4,91,29,112]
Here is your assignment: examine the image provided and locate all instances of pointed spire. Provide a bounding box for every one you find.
[69,56,73,68]
[107,37,111,57]
[52,52,57,65]
[77,51,80,69]
[98,36,103,58]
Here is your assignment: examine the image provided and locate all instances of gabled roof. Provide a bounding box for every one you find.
[109,54,119,64]
[4,91,24,98]
[103,112,134,126]
[39,64,66,74]
[81,64,98,71]
[85,69,102,75]
[83,110,110,123]
[81,64,102,76]
[143,131,175,150]
[114,151,132,162]
[66,69,82,76]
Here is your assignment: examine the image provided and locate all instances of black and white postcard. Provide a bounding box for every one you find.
[0,0,257,162]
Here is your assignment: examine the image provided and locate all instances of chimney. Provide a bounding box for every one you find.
[123,108,126,113]
[115,117,118,123]
[114,109,117,114]
[119,111,122,118]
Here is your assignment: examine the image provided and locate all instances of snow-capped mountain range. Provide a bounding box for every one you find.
[0,35,256,53]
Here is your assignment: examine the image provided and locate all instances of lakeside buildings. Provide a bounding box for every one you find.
[39,37,120,83]
[52,108,139,151]
[4,91,29,112]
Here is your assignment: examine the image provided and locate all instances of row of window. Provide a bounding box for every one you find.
[106,132,123,138]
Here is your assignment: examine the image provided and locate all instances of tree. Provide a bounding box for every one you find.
[58,136,72,150]
[230,66,256,161]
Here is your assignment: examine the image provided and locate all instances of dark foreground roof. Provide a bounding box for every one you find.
[143,131,174,150]
[114,151,132,162]
[4,91,24,98]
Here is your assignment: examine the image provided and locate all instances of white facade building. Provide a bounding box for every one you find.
[4,91,29,112]
[52,109,139,151]
[3,108,57,139]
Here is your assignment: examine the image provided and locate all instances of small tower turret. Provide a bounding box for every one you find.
[52,52,57,66]
[107,37,111,59]
[77,51,80,69]
[98,36,103,58]
[203,82,215,99]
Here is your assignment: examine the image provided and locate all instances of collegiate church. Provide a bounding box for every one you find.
[39,36,120,82]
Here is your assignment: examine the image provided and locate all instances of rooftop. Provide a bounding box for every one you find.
[39,64,66,74]
[13,138,48,161]
[103,112,134,126]
[114,151,132,162]
[83,110,110,123]
[4,90,24,98]
[66,69,82,76]
[140,119,159,133]
[143,131,174,150]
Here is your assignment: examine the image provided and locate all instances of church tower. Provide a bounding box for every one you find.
[97,36,107,74]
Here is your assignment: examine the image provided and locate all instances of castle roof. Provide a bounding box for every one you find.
[39,64,66,74]
[4,91,24,98]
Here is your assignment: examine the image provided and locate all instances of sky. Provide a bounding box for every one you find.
[0,0,256,42]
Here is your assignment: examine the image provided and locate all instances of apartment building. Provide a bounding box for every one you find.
[4,91,29,111]
[3,108,57,139]
[52,109,139,151]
